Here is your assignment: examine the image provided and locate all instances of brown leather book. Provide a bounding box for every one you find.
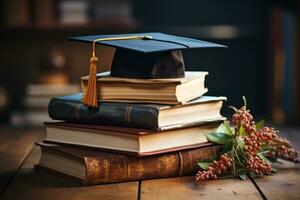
[36,143,221,185]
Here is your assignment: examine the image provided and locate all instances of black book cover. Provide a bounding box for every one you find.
[48,93,225,131]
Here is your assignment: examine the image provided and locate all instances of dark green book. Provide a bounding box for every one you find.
[48,93,226,131]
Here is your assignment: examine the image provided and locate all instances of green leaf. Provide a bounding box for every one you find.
[198,156,217,163]
[235,167,250,175]
[197,156,217,170]
[197,162,212,170]
[248,172,257,178]
[261,145,276,151]
[237,149,248,162]
[258,150,271,154]
[255,120,265,129]
[272,168,278,173]
[266,156,277,162]
[236,137,245,149]
[223,122,233,136]
[238,174,247,180]
[257,152,273,165]
[223,140,234,152]
[239,125,246,136]
[206,132,233,145]
[216,124,225,133]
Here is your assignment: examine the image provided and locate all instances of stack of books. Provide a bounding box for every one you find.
[36,33,227,185]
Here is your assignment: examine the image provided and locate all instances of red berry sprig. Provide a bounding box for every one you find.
[246,155,272,175]
[232,106,256,133]
[245,127,278,156]
[266,137,298,162]
[195,153,233,181]
[234,106,274,175]
[196,97,298,182]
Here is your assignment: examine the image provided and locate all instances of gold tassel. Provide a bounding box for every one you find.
[83,42,99,107]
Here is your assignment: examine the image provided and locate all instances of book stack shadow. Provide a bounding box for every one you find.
[35,33,227,185]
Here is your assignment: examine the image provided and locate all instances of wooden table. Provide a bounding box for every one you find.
[0,126,299,200]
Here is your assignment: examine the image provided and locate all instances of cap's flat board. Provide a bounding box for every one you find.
[69,32,227,53]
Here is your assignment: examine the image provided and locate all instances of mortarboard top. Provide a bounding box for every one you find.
[69,32,227,79]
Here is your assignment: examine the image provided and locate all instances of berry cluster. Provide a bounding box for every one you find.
[245,127,278,156]
[234,108,277,175]
[195,153,232,181]
[267,137,298,162]
[246,155,272,175]
[259,127,278,140]
[232,106,256,133]
[244,131,273,175]
[196,98,298,182]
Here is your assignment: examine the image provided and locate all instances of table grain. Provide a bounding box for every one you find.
[0,126,299,200]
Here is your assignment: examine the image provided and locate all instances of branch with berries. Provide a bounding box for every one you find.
[196,97,298,182]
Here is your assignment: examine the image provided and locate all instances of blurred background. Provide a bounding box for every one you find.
[0,0,299,127]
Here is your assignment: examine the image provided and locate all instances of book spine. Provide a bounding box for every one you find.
[48,97,160,130]
[84,145,220,185]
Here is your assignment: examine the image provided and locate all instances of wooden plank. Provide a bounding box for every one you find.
[252,169,300,200]
[141,176,262,200]
[1,147,139,200]
[140,127,300,200]
[0,127,44,194]
[251,128,300,200]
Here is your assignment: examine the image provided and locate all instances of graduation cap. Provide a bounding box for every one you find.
[69,32,227,107]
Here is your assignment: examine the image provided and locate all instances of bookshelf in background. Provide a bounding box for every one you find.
[269,6,300,124]
[297,17,300,123]
[2,0,136,29]
[2,0,298,125]
[0,0,137,125]
[0,87,10,124]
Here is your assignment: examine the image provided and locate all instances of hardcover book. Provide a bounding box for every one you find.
[49,93,226,131]
[44,121,224,157]
[81,71,208,105]
[36,142,221,185]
